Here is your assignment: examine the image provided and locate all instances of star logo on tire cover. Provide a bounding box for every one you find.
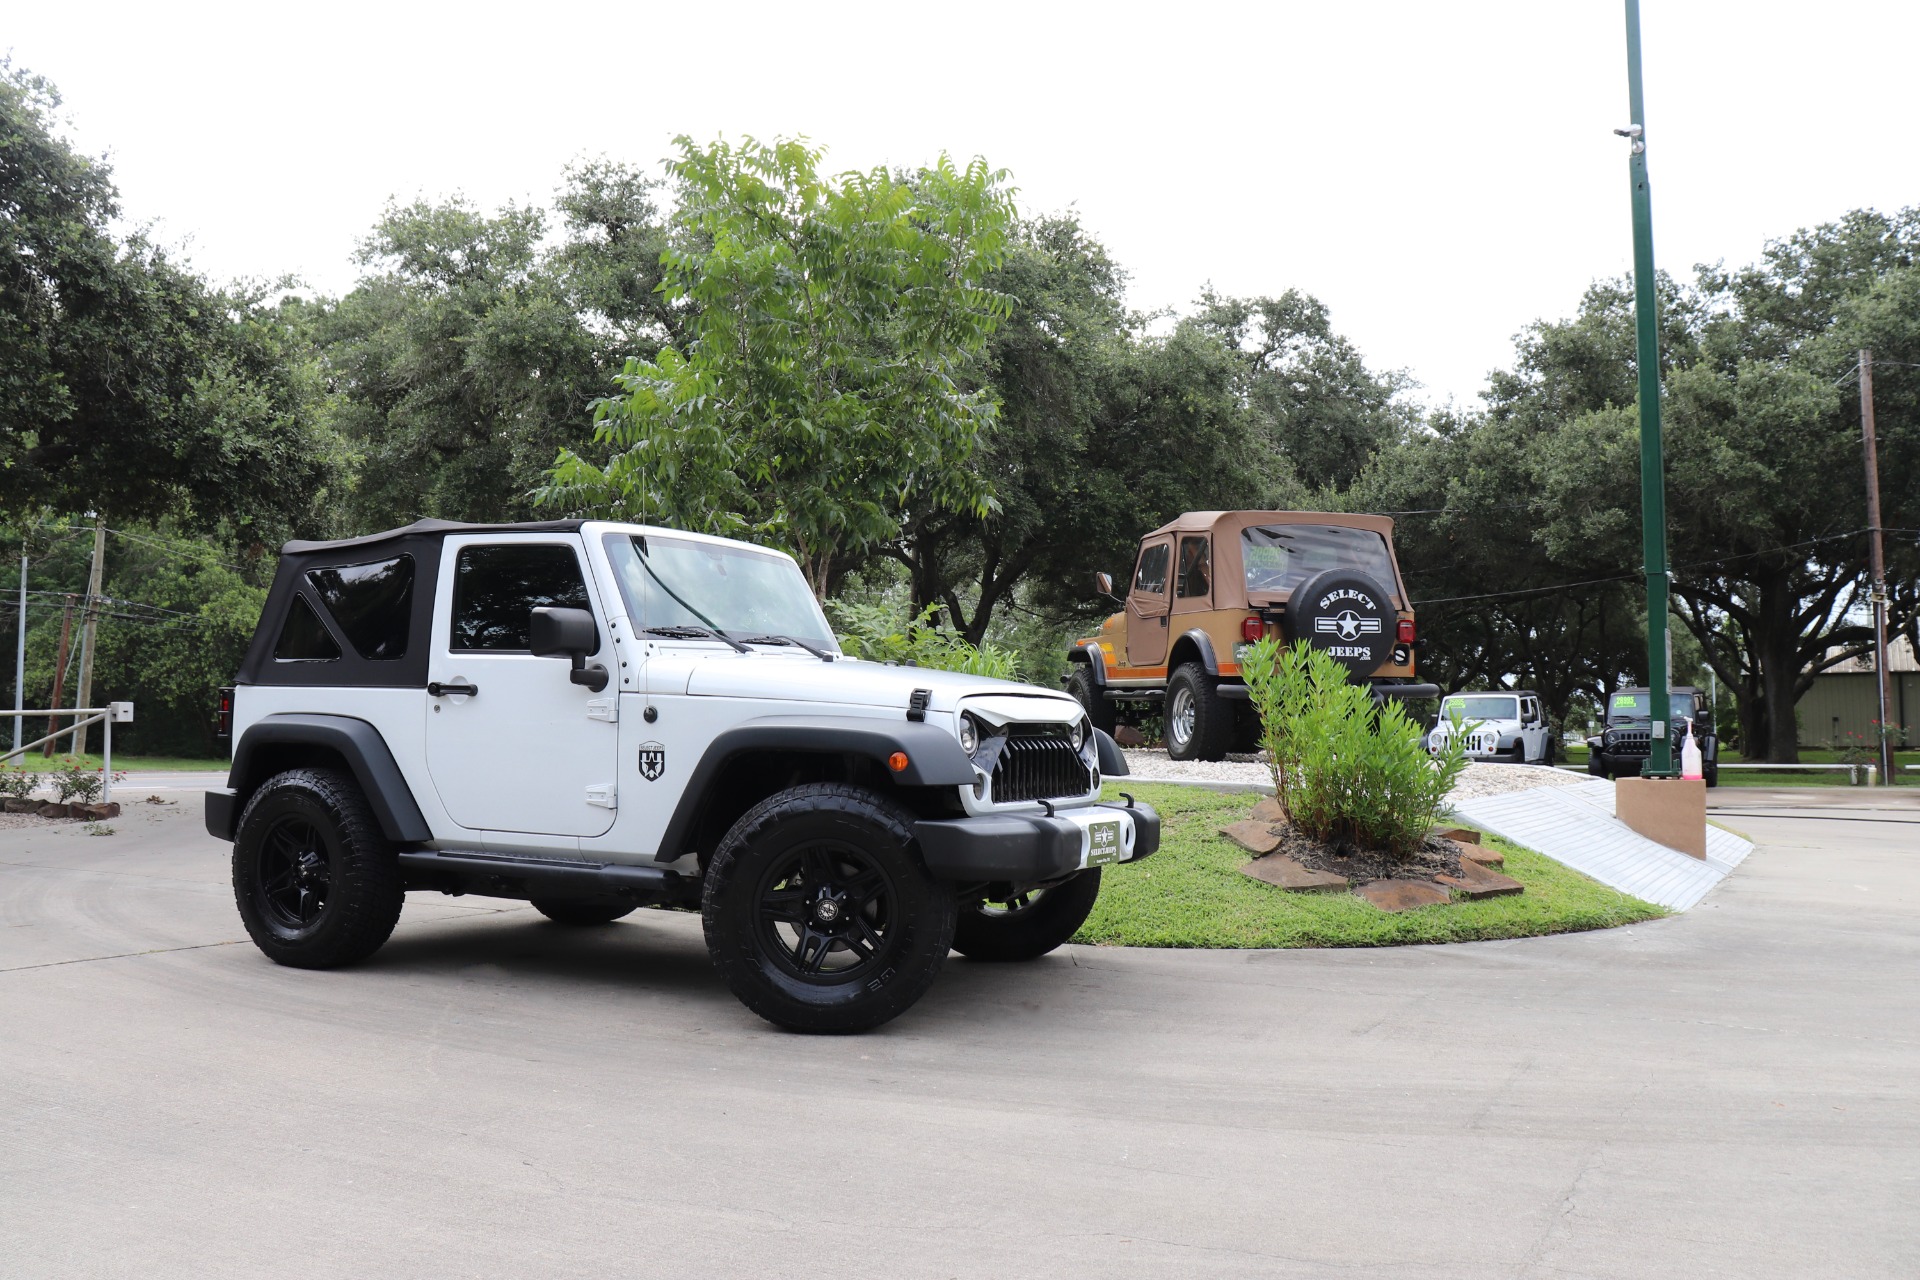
[1315,610,1382,642]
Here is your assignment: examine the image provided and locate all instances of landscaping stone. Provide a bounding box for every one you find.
[3,798,37,813]
[1220,820,1282,856]
[1240,855,1348,892]
[1433,826,1482,845]
[76,802,121,820]
[36,802,70,819]
[1113,725,1147,747]
[1457,842,1504,868]
[1249,796,1286,824]
[1353,879,1452,911]
[1436,860,1525,899]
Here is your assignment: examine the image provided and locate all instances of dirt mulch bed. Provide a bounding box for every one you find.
[1274,823,1467,885]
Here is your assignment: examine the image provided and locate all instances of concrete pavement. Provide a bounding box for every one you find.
[2,796,1916,1278]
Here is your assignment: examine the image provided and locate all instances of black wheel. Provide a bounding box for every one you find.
[1165,662,1231,761]
[1704,762,1719,788]
[530,897,636,926]
[702,783,957,1034]
[1587,753,1609,780]
[953,870,1102,962]
[1067,664,1117,736]
[232,768,404,969]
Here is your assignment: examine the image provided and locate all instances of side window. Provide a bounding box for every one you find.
[451,544,593,652]
[307,556,413,661]
[274,595,342,662]
[1175,536,1211,598]
[1132,543,1170,597]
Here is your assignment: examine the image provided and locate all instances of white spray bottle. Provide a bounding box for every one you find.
[1681,719,1704,781]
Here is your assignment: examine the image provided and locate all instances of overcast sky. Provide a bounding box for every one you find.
[11,1,1919,406]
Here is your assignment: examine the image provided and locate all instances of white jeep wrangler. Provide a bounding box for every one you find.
[207,519,1158,1033]
[1425,690,1556,766]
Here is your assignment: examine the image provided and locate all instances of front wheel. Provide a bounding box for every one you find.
[232,768,404,969]
[1165,662,1231,762]
[1587,753,1609,780]
[703,783,957,1034]
[1067,664,1117,737]
[953,870,1102,962]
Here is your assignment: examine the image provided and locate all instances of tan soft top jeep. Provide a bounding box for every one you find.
[1065,511,1438,760]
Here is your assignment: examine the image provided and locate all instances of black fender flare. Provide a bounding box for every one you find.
[653,716,977,864]
[1066,642,1108,687]
[212,713,432,844]
[1168,628,1221,677]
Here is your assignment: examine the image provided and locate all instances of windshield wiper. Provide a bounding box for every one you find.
[643,624,750,654]
[631,539,750,653]
[738,633,837,662]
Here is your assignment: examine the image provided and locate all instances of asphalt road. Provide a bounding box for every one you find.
[3,793,1916,1278]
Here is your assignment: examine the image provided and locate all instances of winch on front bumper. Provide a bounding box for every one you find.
[914,799,1159,883]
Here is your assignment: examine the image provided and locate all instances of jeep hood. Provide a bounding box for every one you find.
[668,652,1079,714]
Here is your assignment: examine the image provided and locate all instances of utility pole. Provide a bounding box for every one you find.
[44,596,73,758]
[1859,350,1896,785]
[11,547,24,759]
[71,518,105,756]
[1619,0,1674,775]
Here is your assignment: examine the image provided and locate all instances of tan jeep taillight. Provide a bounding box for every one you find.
[1241,615,1264,643]
[1397,619,1416,645]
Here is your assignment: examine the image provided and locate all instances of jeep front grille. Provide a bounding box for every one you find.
[990,728,1091,803]
[1607,728,1651,755]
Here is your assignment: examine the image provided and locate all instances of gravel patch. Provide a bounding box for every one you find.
[1119,748,1588,803]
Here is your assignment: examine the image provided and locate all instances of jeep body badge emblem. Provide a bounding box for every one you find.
[638,742,666,781]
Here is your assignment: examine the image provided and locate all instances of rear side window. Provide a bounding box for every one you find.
[307,556,413,661]
[274,595,342,662]
[1175,536,1211,598]
[1241,524,1398,600]
[452,544,592,652]
[1132,543,1171,596]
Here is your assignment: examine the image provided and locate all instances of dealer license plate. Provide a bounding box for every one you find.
[1057,807,1130,868]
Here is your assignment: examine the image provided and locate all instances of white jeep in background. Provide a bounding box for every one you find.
[1426,690,1556,765]
[206,519,1158,1033]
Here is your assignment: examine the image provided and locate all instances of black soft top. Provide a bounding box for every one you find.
[239,519,590,689]
[281,518,585,556]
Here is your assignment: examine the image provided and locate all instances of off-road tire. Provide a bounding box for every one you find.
[530,898,636,926]
[1165,662,1231,762]
[232,768,404,969]
[702,782,957,1034]
[1587,753,1609,780]
[1067,665,1117,736]
[1704,762,1719,788]
[952,869,1102,962]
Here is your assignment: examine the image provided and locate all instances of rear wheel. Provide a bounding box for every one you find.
[1166,662,1230,762]
[232,768,404,969]
[953,870,1102,962]
[703,783,957,1034]
[1067,664,1116,737]
[530,898,636,926]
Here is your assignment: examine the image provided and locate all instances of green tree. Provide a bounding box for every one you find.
[540,137,1017,592]
[0,62,341,538]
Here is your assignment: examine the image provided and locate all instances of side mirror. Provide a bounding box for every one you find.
[1094,571,1114,597]
[530,606,609,692]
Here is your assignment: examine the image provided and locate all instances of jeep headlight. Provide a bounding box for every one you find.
[1071,717,1089,751]
[958,714,980,756]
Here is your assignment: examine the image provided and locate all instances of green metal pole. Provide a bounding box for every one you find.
[1622,0,1674,776]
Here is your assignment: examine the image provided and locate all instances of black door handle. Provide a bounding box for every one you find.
[427,681,479,698]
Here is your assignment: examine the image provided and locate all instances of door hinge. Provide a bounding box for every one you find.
[585,783,617,809]
[587,698,618,722]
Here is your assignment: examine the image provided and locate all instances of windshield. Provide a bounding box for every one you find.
[602,533,836,649]
[1241,525,1398,599]
[1607,692,1697,723]
[1442,696,1519,721]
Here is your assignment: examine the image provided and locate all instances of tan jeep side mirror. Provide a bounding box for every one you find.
[1094,571,1114,596]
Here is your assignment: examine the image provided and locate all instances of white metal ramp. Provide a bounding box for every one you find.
[1448,779,1753,911]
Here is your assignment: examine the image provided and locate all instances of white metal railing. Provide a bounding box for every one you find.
[0,703,134,806]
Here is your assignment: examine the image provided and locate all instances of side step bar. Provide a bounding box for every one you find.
[398,849,691,902]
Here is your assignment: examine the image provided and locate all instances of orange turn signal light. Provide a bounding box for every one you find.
[887,751,910,773]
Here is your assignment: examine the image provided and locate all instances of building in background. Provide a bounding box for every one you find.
[1802,636,1916,748]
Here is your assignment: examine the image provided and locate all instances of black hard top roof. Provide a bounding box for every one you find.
[1446,689,1538,698]
[281,518,586,556]
[1614,686,1702,695]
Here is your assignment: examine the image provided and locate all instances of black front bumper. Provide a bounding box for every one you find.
[915,801,1160,883]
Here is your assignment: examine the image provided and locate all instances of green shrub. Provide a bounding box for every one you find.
[828,601,1022,681]
[50,757,103,805]
[1241,638,1470,857]
[0,766,39,800]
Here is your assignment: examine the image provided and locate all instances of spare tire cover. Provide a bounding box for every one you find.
[1288,569,1396,675]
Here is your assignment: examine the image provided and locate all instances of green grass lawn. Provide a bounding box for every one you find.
[1075,783,1665,948]
[1,752,227,773]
